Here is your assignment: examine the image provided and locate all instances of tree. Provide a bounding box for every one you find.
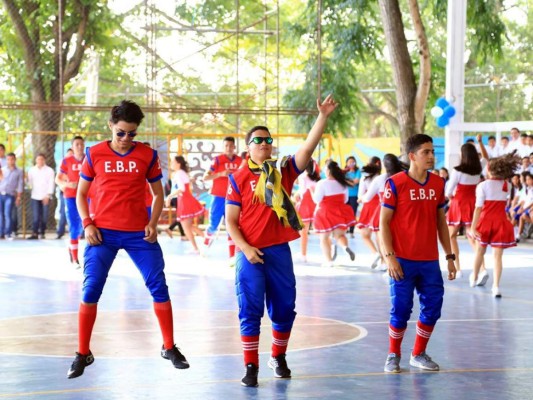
[0,0,119,168]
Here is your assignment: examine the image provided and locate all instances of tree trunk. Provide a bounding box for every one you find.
[378,0,418,154]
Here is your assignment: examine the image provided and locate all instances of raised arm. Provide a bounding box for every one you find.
[294,95,338,171]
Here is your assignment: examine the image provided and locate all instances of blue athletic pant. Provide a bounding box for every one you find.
[235,243,296,336]
[389,258,444,329]
[206,196,225,235]
[65,197,83,240]
[82,228,170,304]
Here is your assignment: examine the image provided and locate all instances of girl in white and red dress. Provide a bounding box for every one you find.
[165,155,204,254]
[312,161,356,267]
[365,154,407,270]
[295,159,320,263]
[470,153,521,297]
[446,142,485,278]
[356,157,382,268]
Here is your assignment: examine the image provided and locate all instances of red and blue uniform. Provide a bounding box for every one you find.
[226,156,301,337]
[79,141,168,304]
[382,171,446,329]
[60,155,84,239]
[206,154,242,235]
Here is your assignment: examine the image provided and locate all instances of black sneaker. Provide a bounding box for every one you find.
[241,363,259,387]
[161,345,190,369]
[268,354,291,378]
[345,247,355,261]
[67,351,94,379]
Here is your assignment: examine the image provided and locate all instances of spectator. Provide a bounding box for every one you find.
[27,154,55,239]
[486,135,500,158]
[56,148,73,239]
[0,144,6,167]
[0,153,23,240]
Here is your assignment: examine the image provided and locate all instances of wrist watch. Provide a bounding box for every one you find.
[445,253,456,261]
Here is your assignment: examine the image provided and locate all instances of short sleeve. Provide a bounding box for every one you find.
[147,150,163,183]
[280,156,301,195]
[59,158,68,174]
[80,149,95,181]
[226,173,242,206]
[209,156,218,172]
[475,182,486,208]
[382,178,397,210]
[312,180,325,203]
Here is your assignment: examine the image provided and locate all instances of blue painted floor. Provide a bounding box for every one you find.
[1,231,533,399]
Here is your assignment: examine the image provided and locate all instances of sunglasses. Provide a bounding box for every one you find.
[249,136,273,145]
[116,130,137,138]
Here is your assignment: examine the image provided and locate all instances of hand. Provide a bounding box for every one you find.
[317,94,339,118]
[387,256,404,281]
[476,133,482,143]
[242,245,264,264]
[470,229,480,239]
[15,197,21,207]
[85,224,102,245]
[66,181,77,189]
[144,224,158,243]
[447,259,457,280]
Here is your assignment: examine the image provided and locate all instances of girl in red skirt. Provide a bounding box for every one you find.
[313,161,356,267]
[295,159,320,263]
[165,155,204,254]
[446,141,485,279]
[470,153,521,297]
[356,157,382,268]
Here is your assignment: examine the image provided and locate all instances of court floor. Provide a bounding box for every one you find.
[1,231,533,400]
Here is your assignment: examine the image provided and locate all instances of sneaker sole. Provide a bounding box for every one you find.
[240,381,258,387]
[267,361,291,378]
[409,361,439,371]
[161,352,190,369]
[384,367,401,373]
[476,274,489,287]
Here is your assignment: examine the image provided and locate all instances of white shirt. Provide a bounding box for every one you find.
[312,179,349,204]
[27,164,55,200]
[297,172,318,196]
[486,145,501,159]
[172,169,190,192]
[475,179,510,207]
[363,173,388,203]
[445,169,481,198]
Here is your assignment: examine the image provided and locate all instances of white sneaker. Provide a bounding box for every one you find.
[476,270,489,286]
[455,270,463,279]
[469,273,476,288]
[492,287,502,298]
[321,261,334,268]
[228,256,236,268]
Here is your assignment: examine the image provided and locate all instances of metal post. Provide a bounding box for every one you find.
[444,0,467,169]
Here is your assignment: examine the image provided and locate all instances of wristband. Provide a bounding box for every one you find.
[445,253,456,261]
[384,251,395,258]
[82,217,94,229]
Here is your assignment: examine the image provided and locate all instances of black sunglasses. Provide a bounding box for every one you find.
[249,136,273,145]
[116,130,137,138]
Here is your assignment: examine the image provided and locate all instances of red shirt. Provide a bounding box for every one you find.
[226,156,301,248]
[80,141,163,231]
[382,171,446,261]
[60,155,85,198]
[210,154,242,197]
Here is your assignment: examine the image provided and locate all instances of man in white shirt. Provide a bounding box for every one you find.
[486,135,500,158]
[508,127,521,153]
[27,153,55,239]
[0,144,7,168]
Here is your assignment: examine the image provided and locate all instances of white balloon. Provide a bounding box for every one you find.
[430,106,444,118]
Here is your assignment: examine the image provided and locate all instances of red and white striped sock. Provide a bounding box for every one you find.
[388,324,406,356]
[412,321,435,356]
[241,335,259,366]
[70,239,79,263]
[271,329,291,357]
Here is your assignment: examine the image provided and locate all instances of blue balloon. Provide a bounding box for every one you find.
[443,105,456,118]
[435,97,449,109]
[436,115,449,128]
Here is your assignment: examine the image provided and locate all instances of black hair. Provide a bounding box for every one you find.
[440,167,449,180]
[223,136,236,144]
[383,153,408,177]
[7,152,15,158]
[245,126,270,144]
[327,161,351,187]
[110,100,144,125]
[174,155,190,173]
[465,139,475,143]
[71,136,84,143]
[362,157,382,180]
[406,134,433,154]
[305,159,320,182]
[501,136,509,142]
[345,156,359,172]
[488,135,496,141]
[454,143,482,175]
[0,144,5,151]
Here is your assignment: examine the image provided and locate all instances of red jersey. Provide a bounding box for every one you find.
[382,171,446,261]
[226,156,301,248]
[60,155,85,198]
[209,154,242,197]
[80,141,163,231]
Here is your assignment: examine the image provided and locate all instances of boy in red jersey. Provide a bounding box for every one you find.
[55,136,85,267]
[203,136,242,256]
[226,95,338,387]
[380,134,456,374]
[67,100,189,379]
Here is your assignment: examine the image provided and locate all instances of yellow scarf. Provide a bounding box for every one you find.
[248,157,303,231]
